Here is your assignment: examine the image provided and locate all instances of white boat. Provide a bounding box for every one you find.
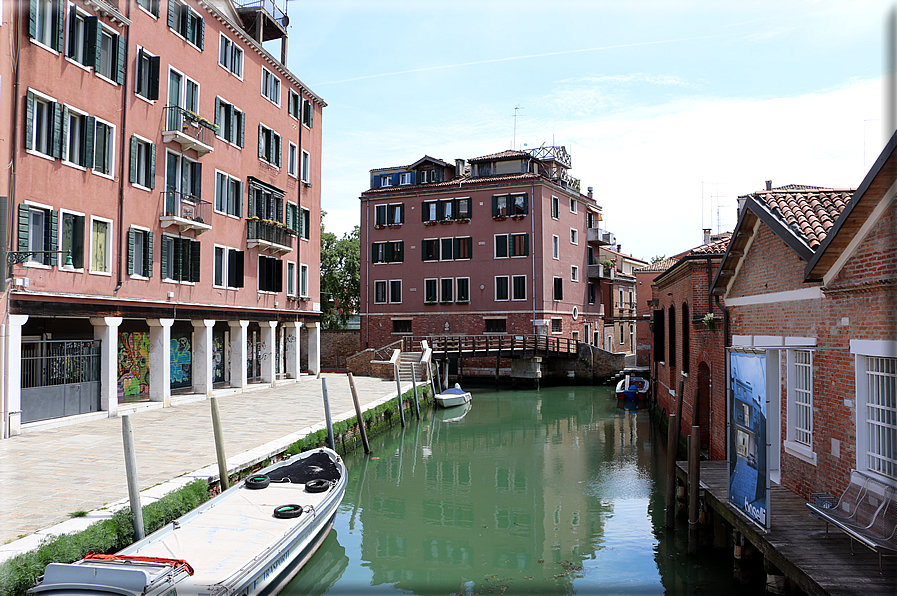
[616,377,649,400]
[435,384,472,408]
[29,448,346,596]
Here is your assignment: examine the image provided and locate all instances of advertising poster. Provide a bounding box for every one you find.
[728,350,769,529]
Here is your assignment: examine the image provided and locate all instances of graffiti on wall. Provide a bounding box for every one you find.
[171,334,192,388]
[213,332,225,383]
[118,332,149,401]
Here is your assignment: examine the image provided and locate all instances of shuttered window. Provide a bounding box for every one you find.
[127,228,153,277]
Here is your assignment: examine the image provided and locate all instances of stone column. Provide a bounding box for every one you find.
[259,321,277,384]
[147,319,173,406]
[283,322,301,379]
[306,321,321,376]
[6,314,29,436]
[228,321,248,388]
[90,317,123,416]
[192,320,215,396]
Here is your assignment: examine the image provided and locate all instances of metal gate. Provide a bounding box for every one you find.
[21,339,102,423]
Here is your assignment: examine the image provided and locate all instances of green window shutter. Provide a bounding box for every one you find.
[148,56,160,100]
[149,143,156,189]
[523,234,529,256]
[47,210,58,265]
[214,97,221,132]
[236,180,242,217]
[67,6,77,57]
[452,238,460,260]
[115,34,126,84]
[54,0,65,52]
[129,135,138,183]
[190,240,201,282]
[492,196,498,216]
[198,17,204,50]
[51,102,63,159]
[235,251,244,287]
[167,0,176,29]
[17,204,29,252]
[145,232,154,277]
[28,0,37,39]
[193,162,202,199]
[173,237,183,281]
[94,21,103,72]
[152,0,160,17]
[257,124,264,159]
[161,237,169,279]
[247,186,255,218]
[60,105,69,160]
[127,228,135,274]
[274,134,281,167]
[84,17,97,67]
[72,215,84,269]
[84,116,95,169]
[237,112,244,147]
[309,103,313,128]
[25,90,34,150]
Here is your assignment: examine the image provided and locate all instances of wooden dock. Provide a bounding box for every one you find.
[676,461,897,596]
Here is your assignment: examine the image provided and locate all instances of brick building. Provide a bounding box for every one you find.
[596,246,646,356]
[644,230,731,459]
[711,151,896,497]
[358,147,612,358]
[0,0,323,437]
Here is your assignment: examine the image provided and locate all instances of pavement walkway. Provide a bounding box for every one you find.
[0,373,408,560]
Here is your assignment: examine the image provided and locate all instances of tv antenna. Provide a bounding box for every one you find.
[512,106,524,149]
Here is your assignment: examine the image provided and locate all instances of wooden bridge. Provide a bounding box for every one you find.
[402,334,579,360]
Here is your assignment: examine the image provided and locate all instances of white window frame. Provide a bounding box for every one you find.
[400,172,412,185]
[301,150,310,183]
[784,349,816,465]
[380,174,392,187]
[88,215,113,275]
[62,104,89,169]
[570,228,578,245]
[286,261,296,297]
[373,280,387,304]
[65,4,91,69]
[299,264,309,299]
[136,0,160,19]
[23,201,53,267]
[214,169,241,218]
[92,116,115,178]
[439,278,453,303]
[131,134,155,191]
[27,89,57,160]
[134,46,159,102]
[511,275,526,301]
[495,275,509,301]
[258,122,280,167]
[58,208,86,272]
[168,0,203,49]
[31,0,61,51]
[261,67,281,106]
[456,277,470,303]
[218,33,243,79]
[424,278,438,303]
[569,198,577,213]
[389,279,402,304]
[551,196,559,220]
[94,22,119,84]
[288,142,297,178]
[551,318,562,334]
[852,340,897,483]
[287,89,300,119]
[129,224,151,279]
[552,235,559,260]
[571,265,579,282]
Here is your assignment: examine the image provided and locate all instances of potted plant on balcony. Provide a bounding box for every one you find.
[388,223,402,229]
[702,312,717,332]
[493,214,507,221]
[423,220,437,226]
[510,214,526,221]
[456,217,470,224]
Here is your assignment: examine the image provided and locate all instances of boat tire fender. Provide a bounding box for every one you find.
[305,479,330,493]
[245,474,270,490]
[273,504,304,519]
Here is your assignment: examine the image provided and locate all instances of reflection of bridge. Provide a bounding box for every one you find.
[403,334,579,360]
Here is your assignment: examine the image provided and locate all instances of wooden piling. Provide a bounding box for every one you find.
[347,373,371,454]
[688,427,700,554]
[394,364,406,427]
[410,363,421,419]
[322,377,336,450]
[665,413,678,529]
[121,415,145,541]
[210,397,229,491]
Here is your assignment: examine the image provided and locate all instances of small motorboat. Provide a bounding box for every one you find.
[616,376,649,400]
[435,383,472,408]
[29,448,346,596]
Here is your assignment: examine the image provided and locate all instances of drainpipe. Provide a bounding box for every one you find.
[296,88,303,321]
[364,198,369,348]
[115,5,132,293]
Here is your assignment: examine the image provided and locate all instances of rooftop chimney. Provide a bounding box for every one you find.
[587,187,593,199]
[703,228,711,245]
[455,159,466,176]
[765,180,772,191]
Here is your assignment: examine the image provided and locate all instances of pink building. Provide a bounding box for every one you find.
[358,147,612,366]
[0,0,322,437]
[595,246,646,356]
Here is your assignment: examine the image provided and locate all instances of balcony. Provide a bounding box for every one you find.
[587,227,615,246]
[162,106,215,157]
[159,191,212,235]
[588,264,614,280]
[247,219,295,255]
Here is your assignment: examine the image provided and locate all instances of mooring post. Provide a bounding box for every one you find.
[322,377,336,450]
[210,397,230,491]
[394,363,406,427]
[665,413,678,529]
[347,373,371,454]
[410,363,421,419]
[427,360,439,402]
[688,427,701,554]
[121,415,145,541]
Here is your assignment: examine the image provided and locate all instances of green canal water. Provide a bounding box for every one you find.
[283,385,754,595]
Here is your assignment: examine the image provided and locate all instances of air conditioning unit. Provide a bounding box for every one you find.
[602,231,616,245]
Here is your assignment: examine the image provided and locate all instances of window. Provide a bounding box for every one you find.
[90,217,111,273]
[512,276,526,301]
[457,278,470,302]
[393,320,412,334]
[551,319,562,333]
[495,276,509,301]
[302,98,314,128]
[620,324,624,345]
[299,207,311,240]
[668,306,676,367]
[492,193,528,217]
[60,211,85,269]
[553,277,563,301]
[127,227,153,277]
[400,172,412,185]
[571,266,579,282]
[261,68,280,105]
[215,98,245,147]
[299,264,309,298]
[288,143,297,177]
[570,228,578,245]
[288,89,300,119]
[247,182,283,223]
[653,309,665,363]
[66,7,92,66]
[214,171,242,217]
[552,235,559,259]
[551,196,559,219]
[510,233,528,257]
[372,241,404,263]
[440,278,453,303]
[424,278,437,303]
[258,124,281,166]
[258,255,282,292]
[390,280,402,303]
[25,90,59,158]
[422,239,438,261]
[287,262,296,296]
[588,282,595,304]
[855,351,897,480]
[135,48,160,100]
[213,246,243,288]
[285,203,299,234]
[17,204,56,265]
[219,34,242,77]
[166,69,198,131]
[440,238,453,262]
[787,350,814,451]
[137,0,160,17]
[162,235,200,282]
[422,198,469,222]
[387,204,404,225]
[168,0,204,49]
[93,119,114,176]
[569,198,577,213]
[485,319,506,333]
[95,24,125,83]
[453,237,472,259]
[440,199,453,221]
[63,106,90,167]
[682,302,689,372]
[29,0,64,51]
[374,280,387,304]
[166,151,202,204]
[301,150,310,183]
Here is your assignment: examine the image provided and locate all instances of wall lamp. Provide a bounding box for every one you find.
[7,250,75,271]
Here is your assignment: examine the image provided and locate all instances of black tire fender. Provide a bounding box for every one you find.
[305,478,330,493]
[273,504,304,519]
[244,474,270,490]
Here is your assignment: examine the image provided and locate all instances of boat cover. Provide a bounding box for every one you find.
[266,451,341,485]
[438,388,468,396]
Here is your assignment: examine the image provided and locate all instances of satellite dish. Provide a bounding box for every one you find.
[282,15,289,27]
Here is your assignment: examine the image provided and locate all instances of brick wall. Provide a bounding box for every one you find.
[321,330,360,370]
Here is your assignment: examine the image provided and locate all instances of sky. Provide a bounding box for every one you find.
[281,0,891,261]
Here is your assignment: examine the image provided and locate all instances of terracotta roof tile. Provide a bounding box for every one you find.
[637,257,678,272]
[361,172,539,196]
[746,186,854,249]
[468,150,530,163]
[691,232,732,255]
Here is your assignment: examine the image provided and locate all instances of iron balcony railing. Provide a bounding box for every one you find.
[164,190,209,223]
[247,219,296,248]
[235,0,286,23]
[163,105,215,152]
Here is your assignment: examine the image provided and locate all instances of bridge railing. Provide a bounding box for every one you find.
[403,334,578,357]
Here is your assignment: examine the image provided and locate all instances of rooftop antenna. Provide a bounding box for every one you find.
[512,106,524,150]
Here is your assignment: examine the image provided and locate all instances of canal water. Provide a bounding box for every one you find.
[283,385,755,595]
